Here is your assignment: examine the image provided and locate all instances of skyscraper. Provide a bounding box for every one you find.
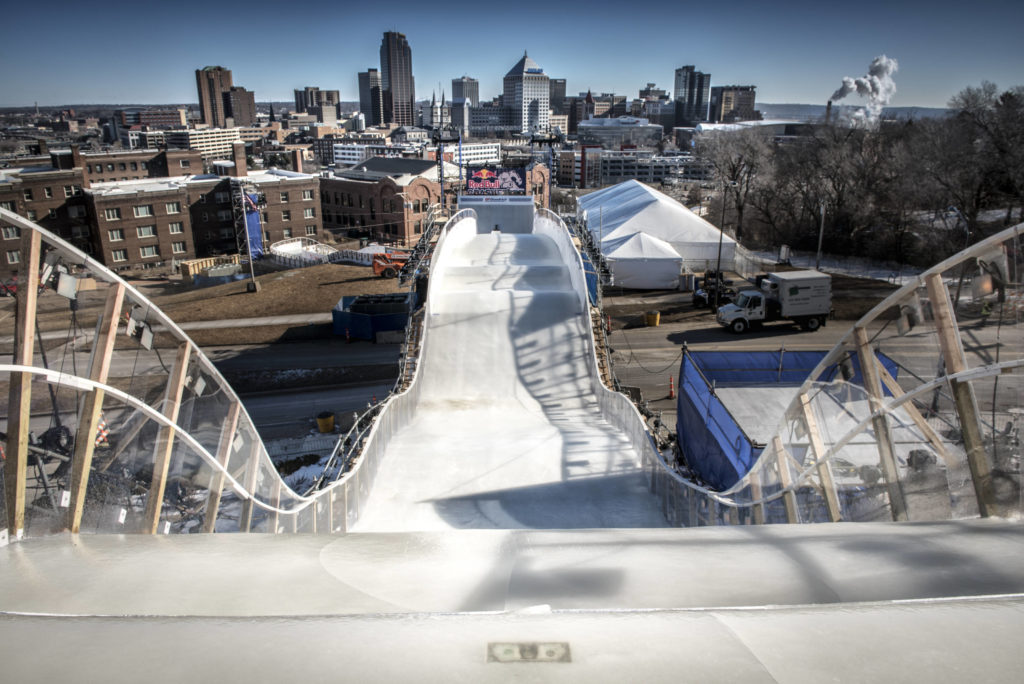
[195,66,233,128]
[224,87,256,127]
[452,76,479,106]
[358,69,384,126]
[709,85,758,123]
[503,52,550,134]
[673,65,711,126]
[549,78,566,115]
[379,32,415,126]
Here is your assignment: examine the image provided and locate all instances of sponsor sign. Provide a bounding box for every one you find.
[466,166,526,195]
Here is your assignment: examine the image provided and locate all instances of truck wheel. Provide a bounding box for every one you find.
[382,266,397,278]
[730,319,748,334]
[805,317,821,331]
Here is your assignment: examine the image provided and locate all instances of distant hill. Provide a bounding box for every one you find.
[757,103,950,122]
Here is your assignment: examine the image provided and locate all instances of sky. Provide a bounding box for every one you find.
[2,0,1022,109]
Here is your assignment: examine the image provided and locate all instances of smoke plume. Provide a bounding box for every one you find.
[830,55,899,124]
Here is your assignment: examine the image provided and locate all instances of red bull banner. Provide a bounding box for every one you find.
[466,167,527,195]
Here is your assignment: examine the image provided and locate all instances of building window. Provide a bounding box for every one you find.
[26,210,36,221]
[217,210,232,222]
[171,241,186,254]
[201,212,209,222]
[282,228,293,238]
[214,191,229,203]
[168,222,183,234]
[302,189,314,200]
[2,226,19,240]
[64,186,74,198]
[179,160,190,168]
[358,195,363,209]
[43,187,52,199]
[130,162,138,171]
[68,205,86,218]
[281,210,291,221]
[141,162,147,170]
[47,209,57,219]
[1,201,15,212]
[7,250,21,264]
[303,208,315,219]
[140,245,159,258]
[133,205,153,218]
[106,164,114,171]
[118,163,126,171]
[94,164,102,173]
[111,249,127,262]
[305,225,316,236]
[165,202,181,214]
[280,192,289,202]
[198,193,207,204]
[108,228,124,241]
[136,225,155,238]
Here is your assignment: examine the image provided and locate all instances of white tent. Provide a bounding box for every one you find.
[578,180,736,274]
[603,232,683,289]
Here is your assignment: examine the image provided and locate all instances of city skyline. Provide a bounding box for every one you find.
[2,0,1022,109]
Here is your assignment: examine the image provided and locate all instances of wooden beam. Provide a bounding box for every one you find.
[142,343,191,534]
[854,327,907,521]
[925,273,996,516]
[799,393,842,522]
[876,362,955,469]
[4,228,40,540]
[200,401,241,534]
[748,475,765,525]
[68,283,125,533]
[238,440,261,533]
[269,477,282,534]
[772,436,799,524]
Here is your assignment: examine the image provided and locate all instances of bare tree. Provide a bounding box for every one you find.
[696,128,771,242]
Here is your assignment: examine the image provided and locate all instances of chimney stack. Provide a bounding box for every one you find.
[36,138,49,156]
[70,143,82,169]
[291,149,303,174]
[825,100,833,125]
[232,141,247,176]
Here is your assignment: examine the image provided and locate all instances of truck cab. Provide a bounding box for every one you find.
[716,289,764,333]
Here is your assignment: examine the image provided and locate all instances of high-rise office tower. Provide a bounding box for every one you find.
[379,31,415,126]
[503,52,549,134]
[452,76,479,106]
[294,87,320,114]
[709,85,758,123]
[195,66,233,128]
[358,69,384,126]
[673,65,711,126]
[549,78,566,115]
[224,87,256,127]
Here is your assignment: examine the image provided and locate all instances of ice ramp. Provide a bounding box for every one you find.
[351,210,666,531]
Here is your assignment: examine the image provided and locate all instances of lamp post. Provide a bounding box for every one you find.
[713,181,735,310]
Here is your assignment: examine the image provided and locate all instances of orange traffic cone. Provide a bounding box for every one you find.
[668,376,675,400]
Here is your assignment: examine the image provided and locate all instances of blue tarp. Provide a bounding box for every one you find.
[580,251,599,306]
[676,349,899,490]
[244,193,264,259]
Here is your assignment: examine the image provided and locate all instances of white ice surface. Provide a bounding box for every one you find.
[353,227,667,531]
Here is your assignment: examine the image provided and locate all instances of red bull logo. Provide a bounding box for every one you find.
[471,168,497,180]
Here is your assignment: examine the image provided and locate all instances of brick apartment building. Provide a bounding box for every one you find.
[2,143,320,278]
[319,157,446,247]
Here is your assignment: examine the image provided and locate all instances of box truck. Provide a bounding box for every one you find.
[716,270,831,333]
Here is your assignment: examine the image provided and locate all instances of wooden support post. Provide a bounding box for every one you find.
[749,474,765,525]
[877,362,955,469]
[799,393,842,522]
[269,477,282,533]
[238,441,261,532]
[4,228,41,540]
[773,436,800,524]
[925,273,996,516]
[142,343,191,534]
[68,283,125,533]
[854,327,908,521]
[200,401,241,534]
